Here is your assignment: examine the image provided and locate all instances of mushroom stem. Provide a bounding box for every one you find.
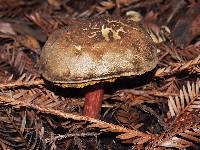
[83,85,104,119]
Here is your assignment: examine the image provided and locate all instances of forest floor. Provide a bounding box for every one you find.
[0,0,200,149]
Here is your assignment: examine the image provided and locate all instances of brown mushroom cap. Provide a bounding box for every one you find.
[39,17,158,88]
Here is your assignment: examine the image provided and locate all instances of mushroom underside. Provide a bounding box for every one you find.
[44,65,157,88]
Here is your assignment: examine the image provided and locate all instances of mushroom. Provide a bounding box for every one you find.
[39,16,158,119]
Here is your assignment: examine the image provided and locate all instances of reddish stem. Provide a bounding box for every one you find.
[83,85,104,119]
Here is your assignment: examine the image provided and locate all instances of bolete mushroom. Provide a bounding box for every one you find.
[39,16,158,119]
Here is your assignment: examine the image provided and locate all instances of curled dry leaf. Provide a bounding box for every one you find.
[172,4,200,48]
[17,35,41,53]
[100,1,115,9]
[48,0,61,9]
[0,21,16,35]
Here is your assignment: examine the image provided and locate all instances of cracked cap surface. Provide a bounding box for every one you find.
[39,16,158,88]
